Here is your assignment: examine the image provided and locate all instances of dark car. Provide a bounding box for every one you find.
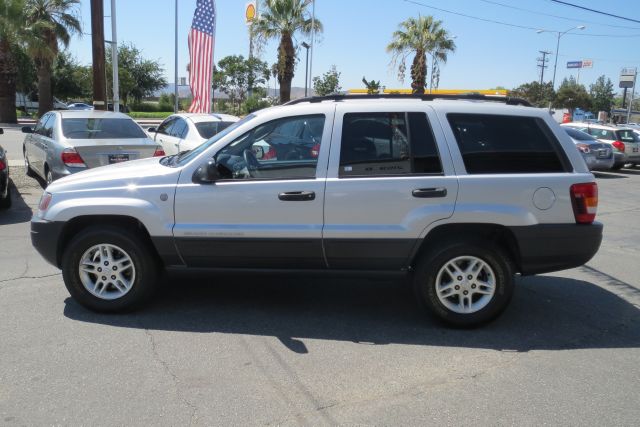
[0,128,10,208]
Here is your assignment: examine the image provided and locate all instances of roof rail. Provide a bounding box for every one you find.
[283,93,532,107]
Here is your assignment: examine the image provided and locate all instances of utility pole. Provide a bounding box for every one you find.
[90,0,106,110]
[537,50,550,84]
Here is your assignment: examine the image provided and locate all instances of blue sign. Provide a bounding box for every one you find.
[567,61,583,69]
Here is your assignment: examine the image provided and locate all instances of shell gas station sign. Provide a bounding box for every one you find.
[245,1,257,25]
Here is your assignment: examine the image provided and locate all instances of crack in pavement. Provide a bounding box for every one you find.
[142,328,199,426]
[0,272,61,287]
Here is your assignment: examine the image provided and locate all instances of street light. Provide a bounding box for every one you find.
[301,41,310,97]
[537,25,586,89]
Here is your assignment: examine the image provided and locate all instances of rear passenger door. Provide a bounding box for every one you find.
[323,105,459,270]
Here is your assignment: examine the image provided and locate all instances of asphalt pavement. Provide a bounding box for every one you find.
[0,137,639,425]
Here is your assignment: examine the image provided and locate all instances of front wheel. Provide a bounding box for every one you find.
[61,226,159,312]
[413,240,514,327]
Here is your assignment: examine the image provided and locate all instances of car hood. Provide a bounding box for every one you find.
[46,156,180,193]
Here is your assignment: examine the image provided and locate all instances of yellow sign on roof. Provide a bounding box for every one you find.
[347,89,508,96]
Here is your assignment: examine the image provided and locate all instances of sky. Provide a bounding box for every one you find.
[67,0,640,94]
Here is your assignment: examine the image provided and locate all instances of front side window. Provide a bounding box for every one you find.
[447,113,567,174]
[34,114,51,136]
[61,118,147,139]
[215,114,325,180]
[339,112,442,177]
[42,114,55,138]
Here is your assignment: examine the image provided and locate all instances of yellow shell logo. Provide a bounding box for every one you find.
[245,4,256,22]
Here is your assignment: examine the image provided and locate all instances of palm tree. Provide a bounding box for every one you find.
[250,0,322,103]
[387,15,456,95]
[0,0,27,123]
[25,0,81,117]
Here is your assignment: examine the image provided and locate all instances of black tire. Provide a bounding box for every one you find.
[0,183,11,209]
[61,225,159,312]
[610,163,624,170]
[413,240,514,327]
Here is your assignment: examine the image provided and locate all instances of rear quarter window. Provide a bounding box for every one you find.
[447,113,568,174]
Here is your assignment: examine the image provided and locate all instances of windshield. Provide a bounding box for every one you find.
[195,121,235,139]
[61,118,147,139]
[174,114,256,166]
[564,127,595,141]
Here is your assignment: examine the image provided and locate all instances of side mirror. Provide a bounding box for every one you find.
[21,126,33,134]
[252,144,264,159]
[192,159,221,184]
[147,127,157,133]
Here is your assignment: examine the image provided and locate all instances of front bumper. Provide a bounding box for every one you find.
[31,220,65,267]
[508,222,603,275]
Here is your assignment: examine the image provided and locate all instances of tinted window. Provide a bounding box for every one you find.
[215,115,324,180]
[447,114,566,174]
[35,114,51,136]
[564,127,596,141]
[195,121,234,139]
[61,118,147,139]
[617,129,640,142]
[170,118,188,138]
[41,114,55,138]
[157,118,176,135]
[339,112,442,177]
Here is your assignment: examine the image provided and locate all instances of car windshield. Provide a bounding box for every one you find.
[564,127,596,141]
[195,121,235,139]
[617,129,640,142]
[174,114,256,166]
[61,118,147,139]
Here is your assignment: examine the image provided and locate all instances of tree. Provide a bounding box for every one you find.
[0,0,27,123]
[362,76,380,95]
[250,0,322,103]
[25,0,81,117]
[589,75,615,113]
[509,81,555,108]
[106,43,167,106]
[213,54,269,115]
[52,51,87,101]
[554,77,592,113]
[387,15,455,94]
[312,65,341,96]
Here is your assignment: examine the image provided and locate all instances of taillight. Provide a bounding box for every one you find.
[570,182,598,224]
[61,148,86,168]
[0,159,6,171]
[611,140,625,152]
[576,143,590,154]
[310,143,320,158]
[153,147,166,157]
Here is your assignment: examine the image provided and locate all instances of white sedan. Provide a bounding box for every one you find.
[148,113,240,155]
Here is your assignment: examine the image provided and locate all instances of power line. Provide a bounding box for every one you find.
[403,0,640,38]
[478,0,640,31]
[550,0,640,24]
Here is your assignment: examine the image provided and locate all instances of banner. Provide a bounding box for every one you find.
[188,0,216,113]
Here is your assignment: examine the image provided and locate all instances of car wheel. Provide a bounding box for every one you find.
[24,151,36,178]
[413,240,514,327]
[61,226,159,312]
[45,167,54,185]
[0,184,11,209]
[610,163,624,170]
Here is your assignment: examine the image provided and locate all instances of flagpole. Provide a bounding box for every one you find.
[174,0,178,113]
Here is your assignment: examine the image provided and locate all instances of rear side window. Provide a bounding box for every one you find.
[617,129,639,142]
[195,121,234,139]
[61,118,147,139]
[447,114,567,174]
[587,128,615,140]
[339,112,442,177]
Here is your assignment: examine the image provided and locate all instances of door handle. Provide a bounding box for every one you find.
[412,188,447,198]
[278,191,315,201]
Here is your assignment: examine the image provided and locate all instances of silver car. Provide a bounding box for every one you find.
[563,127,614,171]
[23,111,164,185]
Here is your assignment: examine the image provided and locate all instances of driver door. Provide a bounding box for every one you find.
[173,105,334,269]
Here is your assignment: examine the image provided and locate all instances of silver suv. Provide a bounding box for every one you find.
[31,94,603,326]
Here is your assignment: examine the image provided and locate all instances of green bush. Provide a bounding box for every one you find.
[128,111,173,119]
[130,101,160,112]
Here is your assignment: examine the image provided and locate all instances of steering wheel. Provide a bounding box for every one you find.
[243,148,260,171]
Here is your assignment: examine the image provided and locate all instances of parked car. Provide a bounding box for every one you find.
[16,92,67,112]
[0,128,10,208]
[22,110,164,185]
[67,103,94,111]
[148,113,240,155]
[562,127,614,171]
[561,123,640,169]
[30,94,602,327]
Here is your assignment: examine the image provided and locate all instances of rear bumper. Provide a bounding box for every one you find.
[508,222,603,275]
[31,220,65,267]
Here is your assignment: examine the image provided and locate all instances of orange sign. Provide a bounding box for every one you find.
[245,2,256,24]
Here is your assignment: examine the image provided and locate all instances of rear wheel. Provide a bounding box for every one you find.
[61,226,159,312]
[413,240,514,327]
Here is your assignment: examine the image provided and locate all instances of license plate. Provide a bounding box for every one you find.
[108,154,129,164]
[597,151,608,158]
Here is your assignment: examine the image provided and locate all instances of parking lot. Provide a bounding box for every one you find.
[1,125,639,425]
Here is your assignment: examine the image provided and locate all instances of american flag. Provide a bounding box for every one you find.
[188,0,216,113]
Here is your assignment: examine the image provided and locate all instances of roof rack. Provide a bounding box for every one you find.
[284,93,532,107]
